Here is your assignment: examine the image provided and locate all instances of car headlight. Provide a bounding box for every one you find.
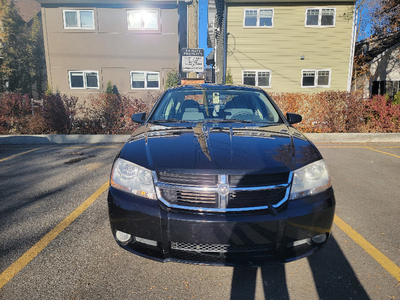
[290,160,331,200]
[111,158,157,200]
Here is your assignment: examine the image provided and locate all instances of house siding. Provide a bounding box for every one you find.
[370,46,400,81]
[41,4,182,97]
[226,3,355,92]
[365,44,400,98]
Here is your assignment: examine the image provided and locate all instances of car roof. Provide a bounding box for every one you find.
[167,84,266,93]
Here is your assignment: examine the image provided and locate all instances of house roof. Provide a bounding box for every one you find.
[7,0,41,23]
[225,0,355,3]
[356,31,400,63]
[206,49,215,65]
[36,0,180,4]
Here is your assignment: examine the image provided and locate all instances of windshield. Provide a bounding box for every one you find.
[149,89,282,123]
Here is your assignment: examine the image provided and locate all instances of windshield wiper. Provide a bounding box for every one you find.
[202,119,231,123]
[201,119,265,124]
[149,119,184,123]
[229,119,254,123]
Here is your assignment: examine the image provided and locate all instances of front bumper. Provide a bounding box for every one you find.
[108,187,335,266]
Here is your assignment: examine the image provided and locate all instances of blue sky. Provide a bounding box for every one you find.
[198,0,213,66]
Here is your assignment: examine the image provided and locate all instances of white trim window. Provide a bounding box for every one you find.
[302,70,331,87]
[63,10,95,29]
[305,8,335,27]
[127,10,159,30]
[244,9,274,27]
[243,70,271,87]
[131,71,160,89]
[68,71,99,89]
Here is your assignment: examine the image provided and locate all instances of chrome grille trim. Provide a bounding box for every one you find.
[154,172,293,212]
[156,182,290,193]
[219,175,228,209]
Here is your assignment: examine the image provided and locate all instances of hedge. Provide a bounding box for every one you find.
[271,91,400,133]
[1,91,399,134]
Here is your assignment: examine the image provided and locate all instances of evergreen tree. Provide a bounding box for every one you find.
[164,69,180,89]
[28,13,46,96]
[106,80,114,94]
[0,0,7,91]
[0,0,31,94]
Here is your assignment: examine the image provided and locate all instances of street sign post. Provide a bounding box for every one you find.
[181,48,204,73]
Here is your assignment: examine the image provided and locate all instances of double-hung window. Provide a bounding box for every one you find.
[127,10,159,30]
[305,8,335,27]
[69,71,99,89]
[372,81,400,97]
[243,71,271,87]
[244,9,274,28]
[302,70,330,88]
[63,10,95,29]
[131,72,160,89]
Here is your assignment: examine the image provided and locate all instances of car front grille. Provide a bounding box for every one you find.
[155,171,292,212]
[171,242,272,253]
[157,172,218,186]
[160,189,218,208]
[228,189,288,208]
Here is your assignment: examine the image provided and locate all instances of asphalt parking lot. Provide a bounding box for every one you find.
[0,142,399,299]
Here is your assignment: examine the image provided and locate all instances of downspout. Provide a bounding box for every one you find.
[222,3,227,84]
[347,5,358,92]
[41,7,53,92]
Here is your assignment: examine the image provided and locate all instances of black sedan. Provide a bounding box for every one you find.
[108,84,335,266]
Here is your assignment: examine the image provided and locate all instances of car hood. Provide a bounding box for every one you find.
[119,123,321,174]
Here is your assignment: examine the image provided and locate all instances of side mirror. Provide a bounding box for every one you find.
[131,113,146,124]
[286,113,302,125]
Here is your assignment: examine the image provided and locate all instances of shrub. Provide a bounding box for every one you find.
[226,69,234,84]
[73,93,148,134]
[271,91,369,133]
[317,91,367,133]
[21,114,47,134]
[392,91,400,106]
[1,90,399,135]
[365,95,400,132]
[270,92,323,132]
[42,93,72,133]
[164,69,180,89]
[0,93,32,134]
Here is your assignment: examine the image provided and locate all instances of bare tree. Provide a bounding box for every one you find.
[357,0,400,40]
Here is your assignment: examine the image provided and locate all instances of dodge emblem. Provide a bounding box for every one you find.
[217,183,229,196]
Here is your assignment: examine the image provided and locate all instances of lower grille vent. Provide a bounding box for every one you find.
[171,242,272,253]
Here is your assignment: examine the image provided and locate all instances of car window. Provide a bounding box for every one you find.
[150,89,281,123]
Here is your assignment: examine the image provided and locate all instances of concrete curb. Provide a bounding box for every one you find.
[305,133,400,143]
[1,133,400,145]
[0,134,132,145]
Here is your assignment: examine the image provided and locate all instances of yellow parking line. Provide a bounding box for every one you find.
[62,146,121,149]
[334,215,400,282]
[0,148,41,163]
[364,147,400,159]
[317,146,365,148]
[375,146,400,149]
[0,181,109,289]
[317,146,400,149]
[0,145,121,163]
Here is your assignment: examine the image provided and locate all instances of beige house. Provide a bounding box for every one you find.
[354,32,400,99]
[37,0,188,97]
[210,0,357,92]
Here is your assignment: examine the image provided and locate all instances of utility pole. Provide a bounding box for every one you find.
[187,0,198,79]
